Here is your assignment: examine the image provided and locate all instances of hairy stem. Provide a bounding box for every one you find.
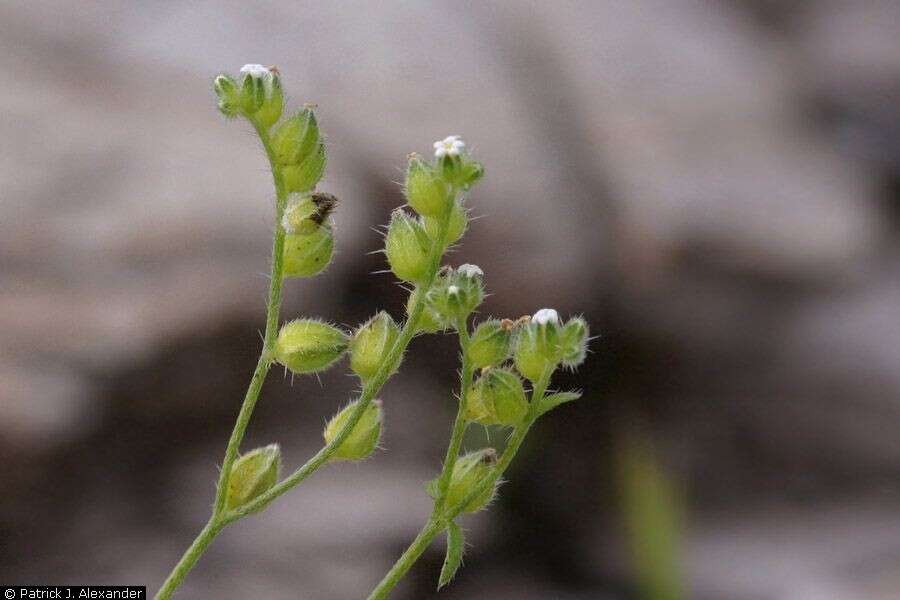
[367,518,446,600]
[432,316,473,513]
[155,117,288,600]
[367,368,553,599]
[225,202,453,521]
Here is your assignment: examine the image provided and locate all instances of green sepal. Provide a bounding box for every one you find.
[438,521,465,590]
[535,391,582,418]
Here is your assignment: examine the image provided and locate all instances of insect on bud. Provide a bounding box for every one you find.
[465,367,527,426]
[428,448,498,513]
[350,312,401,380]
[422,199,468,246]
[513,308,563,381]
[275,319,348,375]
[281,193,337,278]
[468,319,513,369]
[405,154,450,217]
[213,74,241,118]
[226,444,281,512]
[324,399,384,461]
[385,209,431,283]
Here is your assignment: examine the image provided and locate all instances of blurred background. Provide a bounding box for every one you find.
[2,1,900,598]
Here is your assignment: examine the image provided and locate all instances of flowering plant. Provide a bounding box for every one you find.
[155,65,589,599]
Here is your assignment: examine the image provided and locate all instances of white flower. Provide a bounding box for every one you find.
[240,64,276,97]
[532,308,560,326]
[447,285,460,296]
[240,64,271,79]
[433,135,465,158]
[457,263,483,278]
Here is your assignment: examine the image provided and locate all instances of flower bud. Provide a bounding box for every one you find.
[226,444,281,511]
[324,399,383,461]
[281,194,337,278]
[239,64,279,117]
[283,226,334,278]
[422,199,468,245]
[465,367,527,426]
[406,288,447,333]
[468,319,512,369]
[385,209,431,283]
[428,448,498,513]
[213,74,241,118]
[272,108,320,166]
[426,265,484,323]
[513,309,562,381]
[350,312,401,380]
[254,70,283,128]
[459,160,484,190]
[282,143,326,193]
[405,155,449,217]
[275,319,348,375]
[560,316,589,369]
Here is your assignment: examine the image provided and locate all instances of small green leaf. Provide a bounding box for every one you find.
[438,521,465,590]
[536,391,582,417]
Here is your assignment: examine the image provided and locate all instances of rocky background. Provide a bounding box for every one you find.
[2,1,900,598]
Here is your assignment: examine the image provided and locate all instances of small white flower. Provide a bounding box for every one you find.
[240,64,276,97]
[447,285,460,296]
[532,308,560,326]
[240,64,271,79]
[433,135,465,158]
[457,263,483,278]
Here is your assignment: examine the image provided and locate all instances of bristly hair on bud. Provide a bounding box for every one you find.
[427,448,499,513]
[405,154,450,217]
[274,319,348,374]
[226,444,281,512]
[467,319,512,369]
[350,311,401,380]
[385,209,432,283]
[324,399,384,461]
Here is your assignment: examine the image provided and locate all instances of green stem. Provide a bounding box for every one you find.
[155,117,287,600]
[223,196,455,521]
[367,518,446,600]
[432,316,473,513]
[366,368,553,599]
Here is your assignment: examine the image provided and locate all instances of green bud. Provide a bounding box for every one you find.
[423,199,468,245]
[427,448,498,513]
[465,367,527,426]
[459,160,484,190]
[350,312,401,380]
[272,108,320,166]
[254,71,284,128]
[406,288,447,333]
[405,155,449,217]
[213,74,241,118]
[324,399,383,461]
[281,194,337,278]
[239,67,266,114]
[560,316,589,369]
[385,209,431,283]
[275,319,348,375]
[226,444,281,512]
[513,309,562,381]
[283,227,334,278]
[282,143,326,193]
[426,264,484,323]
[468,319,513,369]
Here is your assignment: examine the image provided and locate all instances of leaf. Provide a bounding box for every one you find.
[438,521,465,590]
[536,391,582,418]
